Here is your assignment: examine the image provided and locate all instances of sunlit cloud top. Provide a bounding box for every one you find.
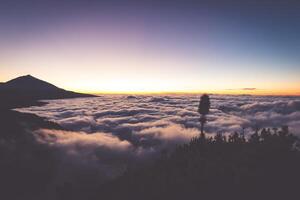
[1,0,299,95]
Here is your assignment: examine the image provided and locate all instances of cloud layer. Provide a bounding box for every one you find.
[16,95,300,136]
[16,95,300,179]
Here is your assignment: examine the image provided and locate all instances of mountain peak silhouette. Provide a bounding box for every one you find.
[4,75,58,91]
[0,75,96,109]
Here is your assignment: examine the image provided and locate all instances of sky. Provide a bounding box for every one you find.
[0,0,299,95]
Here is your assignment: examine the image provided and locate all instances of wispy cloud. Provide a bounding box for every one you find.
[225,88,257,91]
[242,88,256,90]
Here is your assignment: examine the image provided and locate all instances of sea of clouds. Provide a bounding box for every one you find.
[15,95,300,180]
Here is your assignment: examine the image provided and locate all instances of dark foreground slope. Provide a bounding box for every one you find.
[0,75,95,109]
[0,110,64,200]
[99,128,300,200]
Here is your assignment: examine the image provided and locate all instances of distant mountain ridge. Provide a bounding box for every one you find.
[0,75,96,109]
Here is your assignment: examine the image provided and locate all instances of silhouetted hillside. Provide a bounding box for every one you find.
[99,128,300,200]
[0,110,64,200]
[0,75,96,109]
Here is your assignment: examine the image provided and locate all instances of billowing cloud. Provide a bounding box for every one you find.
[138,124,199,145]
[35,129,132,153]
[15,95,300,180]
[32,123,201,181]
[34,129,135,182]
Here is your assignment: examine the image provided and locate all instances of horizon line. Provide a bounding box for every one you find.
[2,75,299,96]
[78,90,300,96]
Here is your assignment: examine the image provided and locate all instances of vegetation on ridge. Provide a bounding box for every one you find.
[97,126,300,200]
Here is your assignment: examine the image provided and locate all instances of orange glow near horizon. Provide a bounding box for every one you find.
[1,73,300,96]
[87,90,300,96]
[59,77,300,96]
[70,86,300,96]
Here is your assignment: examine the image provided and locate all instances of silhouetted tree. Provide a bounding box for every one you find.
[198,94,210,134]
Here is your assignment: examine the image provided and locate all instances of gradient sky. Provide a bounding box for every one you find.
[0,0,299,95]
